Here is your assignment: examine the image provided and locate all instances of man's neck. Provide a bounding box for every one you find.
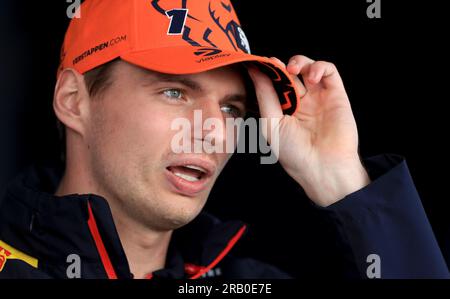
[112,210,173,278]
[55,170,172,279]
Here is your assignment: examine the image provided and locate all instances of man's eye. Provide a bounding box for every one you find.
[221,105,243,118]
[163,89,183,99]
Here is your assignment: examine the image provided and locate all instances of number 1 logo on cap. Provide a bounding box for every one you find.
[166,9,189,35]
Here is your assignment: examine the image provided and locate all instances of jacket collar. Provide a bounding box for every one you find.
[0,165,247,279]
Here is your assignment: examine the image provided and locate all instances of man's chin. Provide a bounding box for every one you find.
[156,210,202,230]
[149,193,207,230]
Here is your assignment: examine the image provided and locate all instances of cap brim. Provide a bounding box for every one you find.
[121,47,300,115]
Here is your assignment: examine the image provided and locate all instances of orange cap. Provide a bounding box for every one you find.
[59,0,300,115]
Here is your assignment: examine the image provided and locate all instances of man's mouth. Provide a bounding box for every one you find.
[167,165,208,182]
[165,159,216,197]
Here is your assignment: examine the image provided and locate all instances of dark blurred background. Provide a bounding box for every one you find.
[0,0,448,278]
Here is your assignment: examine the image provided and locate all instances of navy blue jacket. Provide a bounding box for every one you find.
[0,154,448,279]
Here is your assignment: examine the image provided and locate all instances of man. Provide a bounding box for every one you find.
[0,0,448,279]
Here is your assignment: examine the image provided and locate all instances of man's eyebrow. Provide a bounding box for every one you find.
[143,72,204,92]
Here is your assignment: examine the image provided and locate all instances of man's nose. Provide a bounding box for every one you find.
[192,101,227,148]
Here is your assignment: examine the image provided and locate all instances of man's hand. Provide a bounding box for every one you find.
[247,55,371,207]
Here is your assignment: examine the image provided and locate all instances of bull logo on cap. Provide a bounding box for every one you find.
[208,1,251,54]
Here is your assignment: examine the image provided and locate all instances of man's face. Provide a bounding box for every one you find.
[85,60,247,231]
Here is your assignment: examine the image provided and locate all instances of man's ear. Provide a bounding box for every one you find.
[53,68,90,136]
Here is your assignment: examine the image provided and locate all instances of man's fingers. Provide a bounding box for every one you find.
[247,65,283,119]
[287,55,345,90]
[251,55,346,118]
[287,55,315,76]
[286,55,318,91]
[308,61,345,89]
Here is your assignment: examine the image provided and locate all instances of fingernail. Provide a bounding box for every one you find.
[288,60,297,67]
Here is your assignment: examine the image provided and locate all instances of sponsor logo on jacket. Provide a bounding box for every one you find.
[0,240,38,272]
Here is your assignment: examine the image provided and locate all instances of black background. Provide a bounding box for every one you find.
[0,0,448,278]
